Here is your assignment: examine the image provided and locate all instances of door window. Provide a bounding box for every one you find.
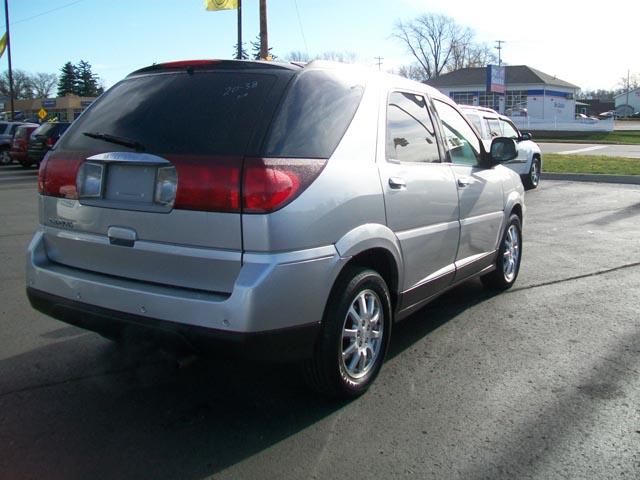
[386,92,440,163]
[433,100,480,166]
[486,118,501,137]
[500,119,519,139]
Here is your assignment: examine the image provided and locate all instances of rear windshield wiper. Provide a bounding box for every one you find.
[82,131,146,152]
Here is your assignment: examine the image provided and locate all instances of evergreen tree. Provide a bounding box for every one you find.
[57,62,76,96]
[75,60,101,97]
[233,42,249,60]
[250,35,276,60]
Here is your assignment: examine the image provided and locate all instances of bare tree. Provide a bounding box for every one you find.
[618,72,640,93]
[0,70,34,99]
[31,72,58,98]
[394,13,496,80]
[285,50,358,64]
[397,64,427,82]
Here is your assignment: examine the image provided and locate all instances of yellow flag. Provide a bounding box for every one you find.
[204,0,238,10]
[0,33,6,59]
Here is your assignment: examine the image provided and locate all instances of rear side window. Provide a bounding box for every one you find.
[486,118,501,137]
[15,126,28,139]
[263,69,364,158]
[386,91,440,163]
[0,122,8,133]
[58,71,277,155]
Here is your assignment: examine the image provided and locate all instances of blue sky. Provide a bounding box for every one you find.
[5,0,639,92]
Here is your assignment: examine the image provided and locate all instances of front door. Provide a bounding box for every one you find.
[379,91,460,310]
[432,99,504,281]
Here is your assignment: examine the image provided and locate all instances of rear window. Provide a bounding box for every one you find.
[57,71,277,155]
[32,123,58,137]
[263,69,365,158]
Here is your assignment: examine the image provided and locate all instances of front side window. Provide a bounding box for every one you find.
[500,119,519,139]
[386,91,440,163]
[466,113,484,138]
[433,100,480,166]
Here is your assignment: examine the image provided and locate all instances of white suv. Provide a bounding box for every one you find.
[461,106,541,189]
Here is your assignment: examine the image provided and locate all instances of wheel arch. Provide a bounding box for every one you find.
[334,224,403,311]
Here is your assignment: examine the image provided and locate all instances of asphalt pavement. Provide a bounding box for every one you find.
[539,142,640,158]
[1,168,639,479]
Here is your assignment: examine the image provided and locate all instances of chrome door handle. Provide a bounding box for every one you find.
[388,177,407,189]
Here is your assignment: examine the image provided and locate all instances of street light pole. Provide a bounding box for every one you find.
[4,0,14,120]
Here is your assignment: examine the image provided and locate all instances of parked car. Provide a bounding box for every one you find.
[27,122,71,166]
[26,60,525,398]
[461,105,542,189]
[10,123,40,167]
[0,121,29,165]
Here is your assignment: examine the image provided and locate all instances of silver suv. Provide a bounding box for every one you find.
[461,106,542,189]
[27,60,525,398]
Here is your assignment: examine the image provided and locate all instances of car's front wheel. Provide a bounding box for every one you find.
[522,157,540,190]
[303,266,392,398]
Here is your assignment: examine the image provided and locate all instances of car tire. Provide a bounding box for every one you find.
[481,214,522,291]
[303,266,392,399]
[522,157,540,190]
[0,148,11,166]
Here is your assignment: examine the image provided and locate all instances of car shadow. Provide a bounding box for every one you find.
[0,279,499,480]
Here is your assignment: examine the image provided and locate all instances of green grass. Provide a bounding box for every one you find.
[543,154,640,175]
[536,130,640,145]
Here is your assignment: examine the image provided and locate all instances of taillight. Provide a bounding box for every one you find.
[242,158,326,213]
[39,151,83,199]
[172,156,241,212]
[45,137,55,147]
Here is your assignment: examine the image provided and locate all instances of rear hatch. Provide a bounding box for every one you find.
[38,62,295,293]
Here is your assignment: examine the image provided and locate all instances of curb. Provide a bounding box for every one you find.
[542,172,640,185]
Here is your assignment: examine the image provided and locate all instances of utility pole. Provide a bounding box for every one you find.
[4,0,14,121]
[236,0,242,59]
[626,69,630,115]
[495,40,505,66]
[259,0,268,60]
[374,56,383,71]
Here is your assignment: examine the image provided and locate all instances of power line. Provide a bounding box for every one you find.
[10,0,87,27]
[293,0,308,56]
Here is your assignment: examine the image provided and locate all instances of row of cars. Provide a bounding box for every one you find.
[0,121,70,168]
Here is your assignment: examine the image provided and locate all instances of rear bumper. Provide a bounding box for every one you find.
[27,287,320,361]
[26,230,347,359]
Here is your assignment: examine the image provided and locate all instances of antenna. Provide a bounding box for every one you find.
[495,40,505,66]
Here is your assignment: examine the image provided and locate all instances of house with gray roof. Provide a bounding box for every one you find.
[426,65,580,121]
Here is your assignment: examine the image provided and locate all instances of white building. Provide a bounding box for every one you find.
[426,65,579,122]
[614,87,640,116]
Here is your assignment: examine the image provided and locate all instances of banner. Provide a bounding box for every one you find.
[0,33,6,58]
[205,0,238,10]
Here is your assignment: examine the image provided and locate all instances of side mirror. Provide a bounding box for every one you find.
[520,132,532,141]
[490,137,518,163]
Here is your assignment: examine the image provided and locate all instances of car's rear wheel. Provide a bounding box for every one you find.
[303,266,392,398]
[0,148,11,165]
[481,214,522,291]
[522,157,540,190]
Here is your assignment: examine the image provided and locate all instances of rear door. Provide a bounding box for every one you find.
[432,99,504,281]
[40,68,288,294]
[379,90,459,309]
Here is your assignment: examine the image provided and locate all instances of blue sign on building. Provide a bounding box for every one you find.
[42,99,56,108]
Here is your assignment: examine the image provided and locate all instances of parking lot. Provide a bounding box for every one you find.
[1,168,639,479]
